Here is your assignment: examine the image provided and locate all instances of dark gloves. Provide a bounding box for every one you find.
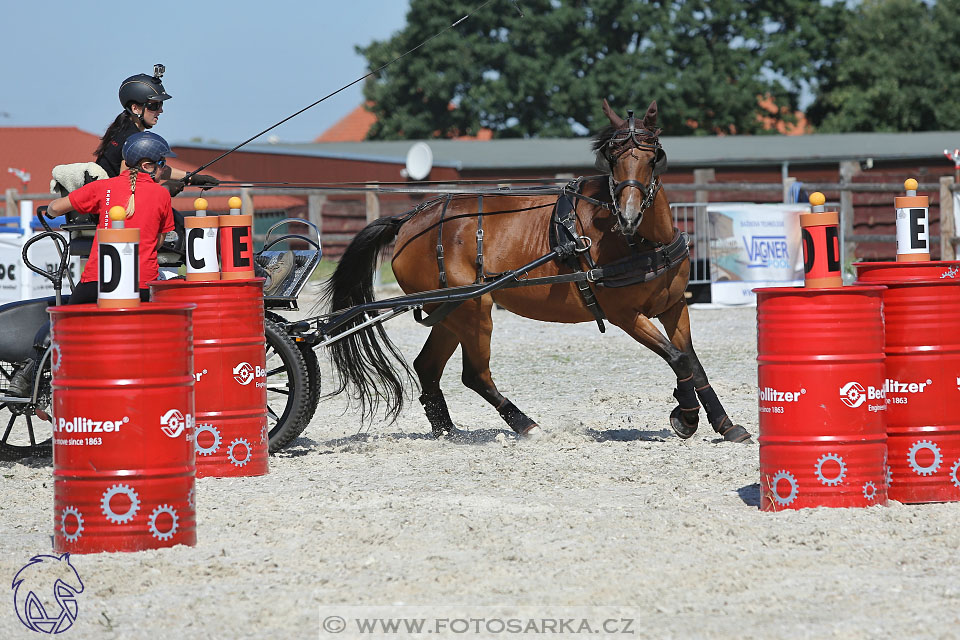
[186,173,220,187]
[163,179,185,197]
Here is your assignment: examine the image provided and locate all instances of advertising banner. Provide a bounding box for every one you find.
[707,203,807,305]
[0,231,81,304]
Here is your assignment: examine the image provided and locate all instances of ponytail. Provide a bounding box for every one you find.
[94,112,140,160]
[125,169,137,218]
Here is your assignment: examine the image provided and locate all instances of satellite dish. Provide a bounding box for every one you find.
[405,142,433,181]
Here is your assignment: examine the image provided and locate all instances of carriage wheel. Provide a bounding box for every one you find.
[264,319,311,452]
[0,360,53,461]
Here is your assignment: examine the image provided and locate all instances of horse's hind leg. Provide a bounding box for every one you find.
[657,300,752,443]
[447,298,540,436]
[413,324,460,437]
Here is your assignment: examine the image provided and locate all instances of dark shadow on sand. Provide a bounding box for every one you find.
[737,483,761,507]
[0,454,53,469]
[314,426,514,450]
[586,427,673,443]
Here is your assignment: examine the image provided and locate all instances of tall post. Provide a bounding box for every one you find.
[19,198,33,301]
[5,188,17,219]
[365,185,380,223]
[366,185,381,286]
[839,161,861,279]
[308,193,325,239]
[782,177,797,204]
[240,187,254,216]
[941,176,956,261]
[693,168,714,205]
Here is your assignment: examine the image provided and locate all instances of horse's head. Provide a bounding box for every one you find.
[592,99,666,236]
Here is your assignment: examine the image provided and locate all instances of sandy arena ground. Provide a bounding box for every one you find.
[2,290,959,639]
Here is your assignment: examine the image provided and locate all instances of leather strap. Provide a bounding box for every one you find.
[436,195,451,288]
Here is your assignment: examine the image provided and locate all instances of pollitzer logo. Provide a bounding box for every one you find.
[758,386,805,402]
[55,416,129,433]
[160,409,193,438]
[884,378,932,394]
[232,362,265,386]
[839,381,885,408]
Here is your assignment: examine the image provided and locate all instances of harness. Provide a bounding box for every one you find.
[423,178,690,332]
[420,118,683,332]
[548,179,689,332]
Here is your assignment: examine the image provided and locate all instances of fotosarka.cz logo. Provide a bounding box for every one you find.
[318,605,641,638]
[11,553,84,633]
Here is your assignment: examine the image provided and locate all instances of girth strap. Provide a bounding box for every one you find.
[551,188,606,333]
[476,195,484,284]
[587,230,690,288]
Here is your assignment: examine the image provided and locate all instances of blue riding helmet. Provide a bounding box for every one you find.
[122,131,177,167]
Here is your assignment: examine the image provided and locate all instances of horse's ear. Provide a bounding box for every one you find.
[642,100,658,128]
[602,99,625,128]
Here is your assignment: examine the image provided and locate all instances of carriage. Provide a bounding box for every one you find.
[0,100,750,462]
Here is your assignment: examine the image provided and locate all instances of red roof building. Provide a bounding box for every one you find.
[314,104,378,142]
[0,127,300,213]
[315,103,494,142]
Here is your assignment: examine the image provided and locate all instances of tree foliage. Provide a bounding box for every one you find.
[358,0,840,139]
[807,0,960,132]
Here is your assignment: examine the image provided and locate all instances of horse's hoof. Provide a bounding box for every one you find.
[669,406,698,439]
[521,425,543,439]
[720,422,753,443]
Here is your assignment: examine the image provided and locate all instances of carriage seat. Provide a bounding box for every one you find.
[0,297,59,363]
[255,249,321,306]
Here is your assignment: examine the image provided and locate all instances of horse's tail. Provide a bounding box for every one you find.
[321,214,416,424]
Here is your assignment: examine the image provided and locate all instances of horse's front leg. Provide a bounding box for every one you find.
[657,300,752,443]
[445,296,541,437]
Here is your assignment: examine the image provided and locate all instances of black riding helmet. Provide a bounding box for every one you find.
[119,63,172,112]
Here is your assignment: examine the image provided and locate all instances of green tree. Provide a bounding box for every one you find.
[807,0,960,132]
[358,0,840,139]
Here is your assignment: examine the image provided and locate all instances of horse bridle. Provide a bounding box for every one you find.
[600,110,667,228]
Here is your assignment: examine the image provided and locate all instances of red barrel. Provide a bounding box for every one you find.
[856,266,960,503]
[150,279,268,477]
[756,286,888,511]
[856,261,960,282]
[50,303,196,553]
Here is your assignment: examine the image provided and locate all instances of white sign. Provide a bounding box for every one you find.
[707,203,806,306]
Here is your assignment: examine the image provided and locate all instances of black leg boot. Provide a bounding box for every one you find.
[696,384,752,443]
[419,390,455,437]
[669,374,700,439]
[495,399,538,434]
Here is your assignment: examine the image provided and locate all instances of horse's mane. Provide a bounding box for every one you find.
[591,125,617,152]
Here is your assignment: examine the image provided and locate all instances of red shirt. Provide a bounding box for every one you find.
[69,171,175,287]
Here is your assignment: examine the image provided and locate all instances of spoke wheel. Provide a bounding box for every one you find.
[0,360,53,461]
[264,319,310,452]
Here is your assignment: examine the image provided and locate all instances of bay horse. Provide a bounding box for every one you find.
[323,100,751,443]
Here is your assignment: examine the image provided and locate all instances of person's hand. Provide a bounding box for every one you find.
[163,179,185,197]
[186,173,220,187]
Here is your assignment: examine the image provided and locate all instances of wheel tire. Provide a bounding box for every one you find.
[264,319,310,452]
[298,345,321,426]
[265,311,320,431]
[0,359,53,461]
